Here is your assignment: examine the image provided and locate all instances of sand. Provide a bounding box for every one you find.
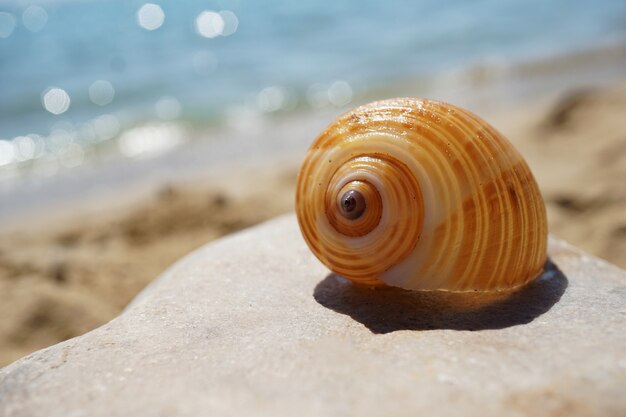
[0,81,625,367]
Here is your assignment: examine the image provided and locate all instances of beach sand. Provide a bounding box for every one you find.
[1,80,625,366]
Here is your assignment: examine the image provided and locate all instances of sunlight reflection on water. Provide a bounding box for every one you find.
[137,3,164,31]
[22,5,47,32]
[0,12,16,38]
[41,88,71,115]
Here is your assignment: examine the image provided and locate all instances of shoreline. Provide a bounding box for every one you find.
[0,51,625,366]
[2,37,626,216]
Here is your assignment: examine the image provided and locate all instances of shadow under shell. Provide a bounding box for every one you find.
[313,259,567,333]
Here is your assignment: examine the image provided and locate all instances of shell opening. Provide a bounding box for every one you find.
[328,179,382,238]
[339,190,366,220]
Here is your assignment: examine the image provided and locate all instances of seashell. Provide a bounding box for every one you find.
[296,98,547,292]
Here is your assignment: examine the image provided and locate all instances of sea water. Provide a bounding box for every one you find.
[0,0,625,173]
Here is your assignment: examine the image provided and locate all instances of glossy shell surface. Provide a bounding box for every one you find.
[296,98,548,291]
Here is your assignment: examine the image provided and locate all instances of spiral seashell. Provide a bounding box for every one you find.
[296,98,547,292]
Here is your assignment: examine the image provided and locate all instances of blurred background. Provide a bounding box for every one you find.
[1,0,625,365]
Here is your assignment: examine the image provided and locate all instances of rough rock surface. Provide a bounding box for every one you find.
[1,214,625,417]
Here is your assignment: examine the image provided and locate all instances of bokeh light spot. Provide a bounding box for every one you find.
[219,11,238,36]
[137,3,165,31]
[0,12,16,38]
[48,127,74,154]
[196,11,224,38]
[118,124,184,159]
[92,115,121,141]
[328,81,353,106]
[257,86,286,112]
[13,136,35,161]
[27,134,46,159]
[306,81,353,108]
[89,80,115,106]
[42,88,71,115]
[0,140,15,167]
[306,83,329,109]
[22,6,48,33]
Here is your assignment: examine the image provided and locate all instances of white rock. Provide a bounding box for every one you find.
[1,214,625,416]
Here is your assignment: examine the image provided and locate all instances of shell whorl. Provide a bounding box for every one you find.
[296,98,548,291]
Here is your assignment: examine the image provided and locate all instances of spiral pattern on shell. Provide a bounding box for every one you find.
[296,98,548,291]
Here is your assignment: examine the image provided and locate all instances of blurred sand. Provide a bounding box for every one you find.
[0,168,298,366]
[1,82,625,366]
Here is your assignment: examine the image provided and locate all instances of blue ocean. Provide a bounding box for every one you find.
[1,0,626,173]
